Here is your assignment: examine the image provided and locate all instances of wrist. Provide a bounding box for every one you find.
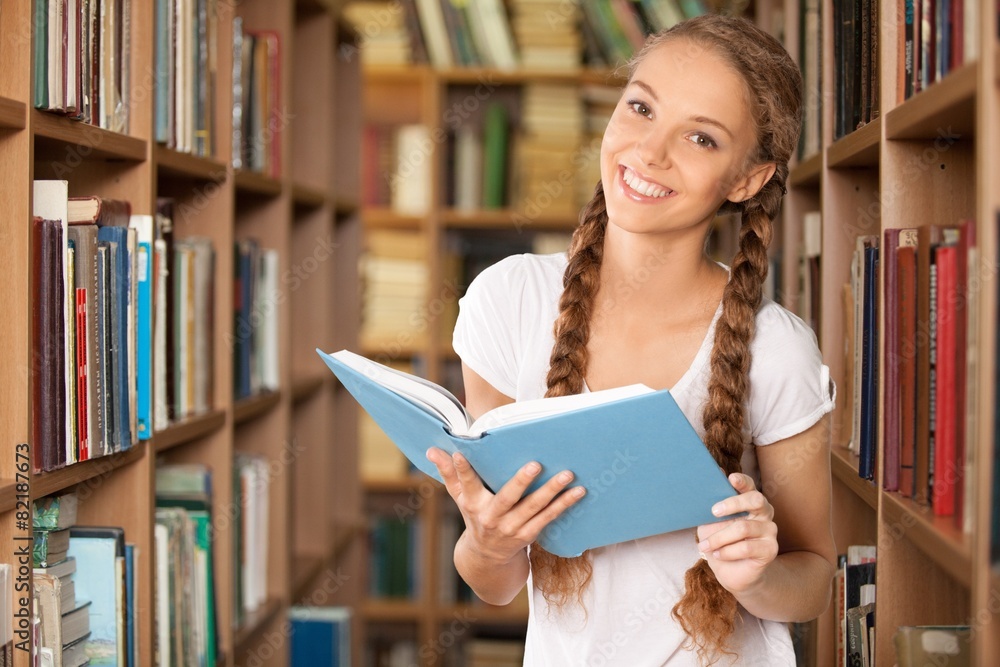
[456,530,521,569]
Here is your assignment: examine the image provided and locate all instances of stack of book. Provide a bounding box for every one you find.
[32,491,92,667]
[154,463,218,667]
[359,229,429,352]
[361,124,432,215]
[580,0,711,67]
[233,453,271,626]
[154,0,219,157]
[232,239,280,400]
[848,221,978,529]
[409,0,518,69]
[512,84,584,220]
[343,2,413,66]
[232,18,282,178]
[832,0,880,138]
[33,0,131,132]
[509,0,582,70]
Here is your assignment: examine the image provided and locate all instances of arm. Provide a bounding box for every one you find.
[695,416,837,622]
[426,363,585,606]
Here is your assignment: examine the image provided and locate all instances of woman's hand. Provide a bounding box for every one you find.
[426,447,587,565]
[695,472,779,595]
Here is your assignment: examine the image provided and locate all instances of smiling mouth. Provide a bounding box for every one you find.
[619,165,675,199]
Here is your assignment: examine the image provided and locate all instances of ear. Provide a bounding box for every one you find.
[726,162,777,203]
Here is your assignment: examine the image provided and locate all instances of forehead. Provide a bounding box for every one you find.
[630,39,751,122]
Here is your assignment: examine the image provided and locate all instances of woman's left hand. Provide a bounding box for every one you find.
[695,472,779,595]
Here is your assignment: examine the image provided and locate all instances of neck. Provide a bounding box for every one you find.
[595,222,724,317]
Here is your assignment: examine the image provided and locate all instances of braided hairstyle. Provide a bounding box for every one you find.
[528,14,803,664]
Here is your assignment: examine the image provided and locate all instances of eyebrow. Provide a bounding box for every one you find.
[629,79,734,140]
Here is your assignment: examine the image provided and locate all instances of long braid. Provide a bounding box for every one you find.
[528,180,608,605]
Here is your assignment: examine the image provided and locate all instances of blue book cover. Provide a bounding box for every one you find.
[289,607,351,667]
[96,226,131,450]
[318,349,741,558]
[130,216,153,440]
[67,526,125,666]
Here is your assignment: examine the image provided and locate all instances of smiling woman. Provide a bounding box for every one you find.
[426,13,837,667]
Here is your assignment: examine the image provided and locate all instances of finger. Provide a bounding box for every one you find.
[426,448,463,499]
[451,452,490,499]
[507,469,577,524]
[697,518,777,556]
[710,488,772,521]
[518,484,587,543]
[490,461,545,514]
[706,534,779,563]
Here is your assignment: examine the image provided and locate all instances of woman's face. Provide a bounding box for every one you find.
[600,39,762,237]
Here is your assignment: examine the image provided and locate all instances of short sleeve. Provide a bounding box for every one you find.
[451,255,526,398]
[748,302,837,445]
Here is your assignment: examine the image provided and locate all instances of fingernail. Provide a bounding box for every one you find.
[697,540,710,551]
[525,462,541,475]
[713,550,721,559]
[712,504,724,516]
[558,471,574,483]
[572,486,586,498]
[729,473,741,484]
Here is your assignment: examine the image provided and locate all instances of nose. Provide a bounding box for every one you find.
[635,127,671,169]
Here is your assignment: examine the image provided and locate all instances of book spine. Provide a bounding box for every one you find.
[933,245,957,515]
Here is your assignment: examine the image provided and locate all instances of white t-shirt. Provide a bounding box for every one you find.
[452,252,836,667]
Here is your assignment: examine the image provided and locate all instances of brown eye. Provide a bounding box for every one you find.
[628,101,651,117]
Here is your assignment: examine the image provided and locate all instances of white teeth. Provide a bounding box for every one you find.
[623,167,670,198]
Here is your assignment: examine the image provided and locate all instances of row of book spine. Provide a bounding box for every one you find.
[31,491,138,667]
[368,515,422,599]
[846,219,977,527]
[833,545,877,667]
[899,0,979,102]
[232,240,280,400]
[33,0,131,133]
[232,453,271,628]
[30,182,218,473]
[231,18,282,178]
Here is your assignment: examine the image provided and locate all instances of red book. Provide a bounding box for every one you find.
[75,288,89,461]
[883,229,902,491]
[953,219,976,525]
[897,233,918,497]
[933,244,957,516]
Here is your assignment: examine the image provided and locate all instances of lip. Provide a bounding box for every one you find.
[617,164,676,202]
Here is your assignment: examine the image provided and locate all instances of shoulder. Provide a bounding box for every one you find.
[464,252,567,304]
[752,297,821,354]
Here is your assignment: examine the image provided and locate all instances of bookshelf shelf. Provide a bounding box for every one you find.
[362,207,424,229]
[292,182,328,209]
[437,67,612,85]
[0,480,17,513]
[234,169,283,197]
[362,599,423,621]
[153,409,227,453]
[0,96,26,130]
[362,64,433,83]
[788,151,822,188]
[233,390,283,426]
[438,604,529,624]
[886,60,978,140]
[233,597,284,655]
[363,475,435,494]
[154,146,227,181]
[292,552,325,600]
[31,446,145,500]
[441,209,578,230]
[827,119,880,168]
[292,374,326,405]
[881,491,972,587]
[30,110,147,161]
[830,445,878,511]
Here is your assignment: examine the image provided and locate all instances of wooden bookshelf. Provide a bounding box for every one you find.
[362,599,425,622]
[440,208,579,230]
[885,59,978,140]
[881,491,973,587]
[830,446,878,511]
[789,151,822,188]
[826,118,880,168]
[0,0,363,665]
[153,410,227,453]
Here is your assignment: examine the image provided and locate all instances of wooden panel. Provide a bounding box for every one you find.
[153,410,227,452]
[881,491,972,587]
[31,110,148,161]
[235,169,284,197]
[831,446,878,511]
[233,390,282,425]
[31,446,145,499]
[0,97,26,130]
[788,151,822,188]
[886,62,977,140]
[827,119,880,168]
[155,146,228,181]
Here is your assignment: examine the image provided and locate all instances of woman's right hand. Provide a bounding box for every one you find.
[426,447,587,565]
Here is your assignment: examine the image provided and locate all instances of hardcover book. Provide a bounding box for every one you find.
[318,349,740,558]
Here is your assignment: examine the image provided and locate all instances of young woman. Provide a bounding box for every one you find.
[427,14,837,666]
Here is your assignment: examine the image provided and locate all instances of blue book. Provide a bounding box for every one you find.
[129,216,154,440]
[67,526,126,666]
[96,226,131,450]
[289,607,351,667]
[318,349,741,558]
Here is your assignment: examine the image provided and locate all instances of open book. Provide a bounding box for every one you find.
[318,349,740,557]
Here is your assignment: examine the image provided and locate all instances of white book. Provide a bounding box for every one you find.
[153,237,169,431]
[454,124,483,211]
[261,250,279,391]
[413,0,453,68]
[154,522,170,667]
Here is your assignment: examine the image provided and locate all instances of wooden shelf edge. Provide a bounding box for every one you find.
[361,599,423,621]
[437,604,529,624]
[155,145,227,181]
[788,151,822,188]
[153,409,227,453]
[363,475,437,493]
[234,169,283,197]
[830,446,878,511]
[0,97,27,130]
[32,445,146,499]
[827,119,880,168]
[441,209,578,230]
[292,374,326,405]
[881,491,972,587]
[886,60,977,140]
[233,390,282,426]
[292,553,325,601]
[362,208,424,229]
[0,480,18,513]
[233,597,284,654]
[31,110,147,161]
[292,182,328,209]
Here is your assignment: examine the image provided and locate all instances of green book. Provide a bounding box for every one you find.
[33,491,79,531]
[481,103,509,210]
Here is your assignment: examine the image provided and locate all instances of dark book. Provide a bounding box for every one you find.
[32,217,66,472]
[898,236,919,497]
[916,224,945,504]
[859,241,879,480]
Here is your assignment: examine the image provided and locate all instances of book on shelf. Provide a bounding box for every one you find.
[289,607,351,667]
[233,453,270,625]
[368,515,422,599]
[232,18,282,177]
[232,239,278,400]
[33,0,131,132]
[899,0,978,102]
[155,0,219,157]
[832,0,879,139]
[894,626,971,667]
[840,545,876,667]
[34,491,80,532]
[319,349,741,558]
